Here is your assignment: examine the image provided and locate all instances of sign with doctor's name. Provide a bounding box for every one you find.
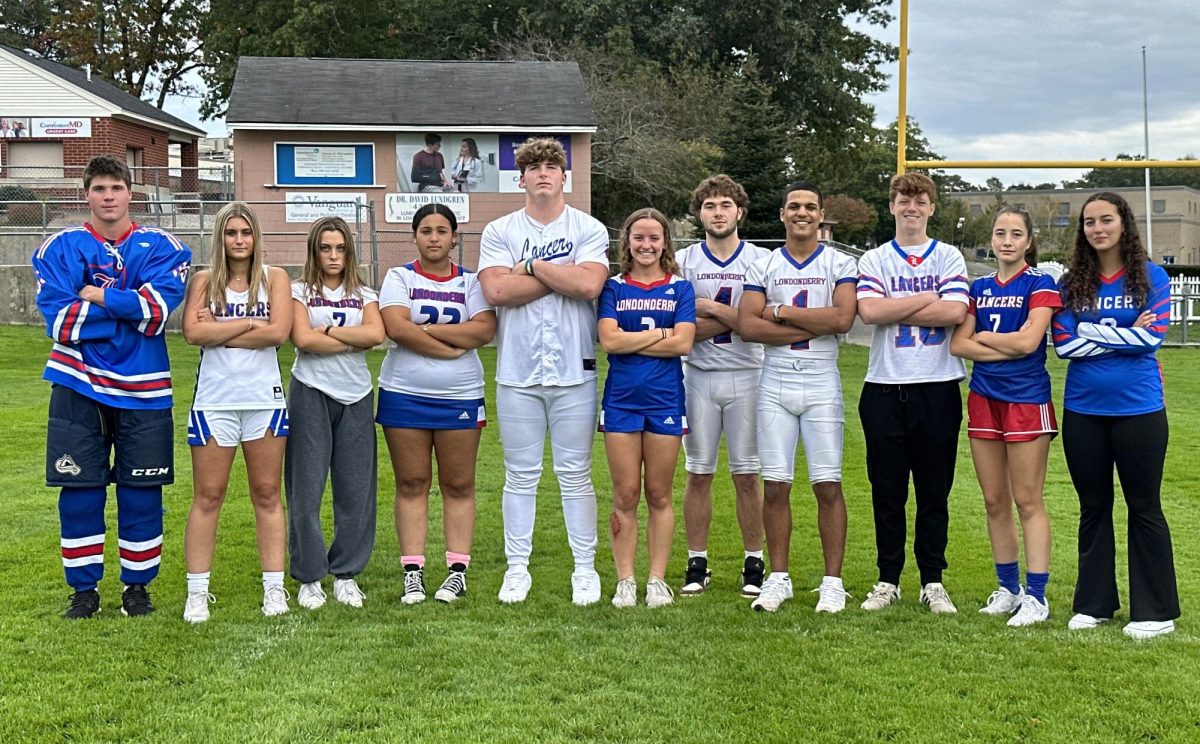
[385,193,470,224]
[31,118,92,138]
[284,192,368,223]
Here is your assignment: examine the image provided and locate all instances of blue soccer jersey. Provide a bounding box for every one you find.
[1052,261,1169,416]
[598,274,696,414]
[967,266,1062,403]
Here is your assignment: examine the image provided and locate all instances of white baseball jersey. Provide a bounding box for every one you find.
[856,239,969,384]
[377,261,492,399]
[192,269,284,411]
[745,244,858,363]
[289,281,378,405]
[677,240,769,371]
[478,205,609,387]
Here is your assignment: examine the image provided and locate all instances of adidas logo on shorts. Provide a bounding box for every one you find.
[458,411,470,420]
[664,417,675,425]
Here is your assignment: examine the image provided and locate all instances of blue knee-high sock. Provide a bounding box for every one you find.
[995,561,1020,595]
[115,485,163,586]
[59,486,107,591]
[1025,572,1049,604]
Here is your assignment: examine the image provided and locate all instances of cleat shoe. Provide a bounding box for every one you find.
[333,578,365,608]
[861,582,901,611]
[1007,595,1050,627]
[1068,613,1109,630]
[297,582,327,610]
[645,577,675,608]
[979,586,1024,615]
[752,573,793,613]
[183,591,215,623]
[920,582,957,615]
[435,567,467,604]
[571,568,601,606]
[262,585,290,617]
[401,566,426,605]
[64,589,101,620]
[498,566,532,604]
[612,577,637,608]
[813,579,851,614]
[121,584,155,617]
[740,556,765,597]
[1123,620,1175,640]
[680,556,712,596]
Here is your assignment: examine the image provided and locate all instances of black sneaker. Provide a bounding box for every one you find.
[741,556,765,597]
[680,556,712,596]
[434,563,468,604]
[64,589,101,619]
[401,565,426,605]
[121,584,155,617]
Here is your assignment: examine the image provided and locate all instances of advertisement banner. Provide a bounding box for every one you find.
[498,134,572,193]
[293,146,358,178]
[284,192,367,223]
[31,117,91,138]
[385,192,470,224]
[0,117,31,138]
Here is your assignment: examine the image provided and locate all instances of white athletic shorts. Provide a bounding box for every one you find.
[682,366,760,475]
[188,408,289,448]
[757,360,843,484]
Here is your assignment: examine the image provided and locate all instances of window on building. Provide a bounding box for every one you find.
[1160,254,1175,265]
[1059,202,1070,215]
[7,141,64,178]
[1153,199,1165,214]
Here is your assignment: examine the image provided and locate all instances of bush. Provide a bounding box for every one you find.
[0,185,37,215]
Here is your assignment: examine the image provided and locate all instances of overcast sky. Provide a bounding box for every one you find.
[164,1,1200,189]
[856,0,1200,186]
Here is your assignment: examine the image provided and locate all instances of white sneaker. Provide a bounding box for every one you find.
[262,585,290,617]
[752,573,793,613]
[861,582,900,611]
[434,571,467,604]
[813,579,850,613]
[1123,620,1175,640]
[498,566,532,604]
[571,568,601,606]
[979,586,1023,615]
[645,577,675,608]
[1068,613,1110,630]
[1007,595,1050,627]
[297,582,326,610]
[612,577,637,608]
[183,591,215,623]
[401,567,426,605]
[920,582,957,615]
[333,578,365,608]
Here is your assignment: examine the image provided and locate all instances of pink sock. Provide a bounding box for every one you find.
[401,555,425,568]
[446,552,470,568]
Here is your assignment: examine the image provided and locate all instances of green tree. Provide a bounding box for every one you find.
[1061,153,1200,190]
[823,194,876,246]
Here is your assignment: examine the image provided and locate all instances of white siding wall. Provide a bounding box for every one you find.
[0,53,111,116]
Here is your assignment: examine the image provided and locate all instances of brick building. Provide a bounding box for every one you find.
[0,44,204,196]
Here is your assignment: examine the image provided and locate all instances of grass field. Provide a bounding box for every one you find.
[1,324,1198,742]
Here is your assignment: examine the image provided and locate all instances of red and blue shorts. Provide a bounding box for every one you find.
[967,391,1057,442]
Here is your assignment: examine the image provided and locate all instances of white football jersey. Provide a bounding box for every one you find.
[289,281,378,405]
[377,262,492,399]
[192,268,284,411]
[478,205,609,387]
[676,240,769,371]
[744,244,857,363]
[856,239,969,384]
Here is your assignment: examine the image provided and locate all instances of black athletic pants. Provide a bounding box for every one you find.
[859,381,962,586]
[1061,408,1179,622]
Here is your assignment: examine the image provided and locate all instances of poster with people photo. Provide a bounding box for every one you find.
[0,117,30,138]
[395,133,500,193]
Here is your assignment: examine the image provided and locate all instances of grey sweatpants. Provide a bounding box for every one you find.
[284,378,378,583]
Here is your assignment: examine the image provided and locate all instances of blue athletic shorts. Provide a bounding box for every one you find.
[46,384,175,487]
[376,390,486,430]
[599,407,688,436]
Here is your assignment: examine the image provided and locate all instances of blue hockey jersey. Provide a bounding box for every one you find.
[33,222,192,409]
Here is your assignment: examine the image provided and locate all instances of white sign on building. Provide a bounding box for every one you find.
[385,192,470,224]
[293,146,357,178]
[284,192,368,223]
[31,118,92,138]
